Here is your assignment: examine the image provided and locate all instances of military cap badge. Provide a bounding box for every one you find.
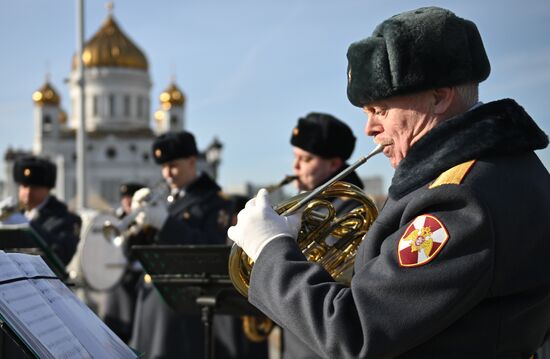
[154,149,162,158]
[398,214,449,267]
[24,168,31,176]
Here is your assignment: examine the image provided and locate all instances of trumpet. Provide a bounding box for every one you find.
[265,175,297,192]
[0,197,23,221]
[103,184,169,247]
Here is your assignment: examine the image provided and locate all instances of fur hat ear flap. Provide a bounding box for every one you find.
[347,37,392,107]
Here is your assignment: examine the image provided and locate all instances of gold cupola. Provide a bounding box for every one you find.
[159,83,186,110]
[32,82,61,106]
[72,15,148,71]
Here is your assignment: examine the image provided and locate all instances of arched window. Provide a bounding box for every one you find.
[43,115,52,132]
[109,94,116,117]
[124,95,130,117]
[106,147,117,159]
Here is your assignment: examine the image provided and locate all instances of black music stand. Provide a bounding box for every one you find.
[0,225,67,280]
[131,244,263,359]
[0,318,34,359]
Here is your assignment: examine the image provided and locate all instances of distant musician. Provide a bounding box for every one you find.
[285,112,364,359]
[115,182,146,219]
[129,130,255,358]
[13,155,81,266]
[291,112,363,193]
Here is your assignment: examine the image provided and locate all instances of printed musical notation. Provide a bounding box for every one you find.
[0,251,137,358]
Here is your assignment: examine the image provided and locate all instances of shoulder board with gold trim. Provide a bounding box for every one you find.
[429,160,477,189]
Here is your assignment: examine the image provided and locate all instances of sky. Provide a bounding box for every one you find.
[1,0,549,194]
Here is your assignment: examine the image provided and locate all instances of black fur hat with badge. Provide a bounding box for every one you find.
[152,130,199,164]
[346,6,491,107]
[13,156,57,188]
[290,112,356,161]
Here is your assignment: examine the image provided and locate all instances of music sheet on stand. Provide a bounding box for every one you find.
[0,251,137,358]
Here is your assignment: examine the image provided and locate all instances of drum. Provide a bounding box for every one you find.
[68,210,127,291]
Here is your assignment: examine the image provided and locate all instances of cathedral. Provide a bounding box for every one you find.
[2,11,222,209]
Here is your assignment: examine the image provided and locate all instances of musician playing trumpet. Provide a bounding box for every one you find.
[129,130,255,358]
[228,6,550,358]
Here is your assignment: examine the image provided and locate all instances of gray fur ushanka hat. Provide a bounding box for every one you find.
[346,6,491,107]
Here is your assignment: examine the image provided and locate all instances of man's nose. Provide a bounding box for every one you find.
[365,118,380,137]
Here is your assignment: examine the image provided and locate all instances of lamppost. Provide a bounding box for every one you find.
[75,0,88,210]
[205,137,223,180]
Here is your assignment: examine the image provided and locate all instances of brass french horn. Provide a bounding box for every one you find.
[229,144,384,341]
[229,181,378,297]
[228,144,383,297]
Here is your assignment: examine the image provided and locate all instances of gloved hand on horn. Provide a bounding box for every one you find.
[227,188,303,261]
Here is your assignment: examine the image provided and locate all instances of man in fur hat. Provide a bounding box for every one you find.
[129,130,264,359]
[228,6,550,357]
[13,155,81,266]
[284,112,365,359]
[290,112,363,193]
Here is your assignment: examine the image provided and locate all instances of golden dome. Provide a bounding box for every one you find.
[72,15,148,71]
[159,83,185,109]
[32,82,61,106]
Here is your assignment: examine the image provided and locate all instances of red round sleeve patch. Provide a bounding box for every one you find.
[398,214,449,267]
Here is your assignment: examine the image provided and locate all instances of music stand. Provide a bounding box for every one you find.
[0,224,67,280]
[0,318,34,358]
[131,244,263,359]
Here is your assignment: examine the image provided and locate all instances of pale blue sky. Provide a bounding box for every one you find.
[1,0,549,192]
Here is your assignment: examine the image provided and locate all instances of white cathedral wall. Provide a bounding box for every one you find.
[68,67,152,131]
[41,135,161,208]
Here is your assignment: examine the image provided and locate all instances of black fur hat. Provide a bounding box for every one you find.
[290,112,356,160]
[152,130,198,164]
[13,156,56,188]
[347,6,490,107]
[119,182,145,198]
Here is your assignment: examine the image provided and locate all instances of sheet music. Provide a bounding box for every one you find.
[0,251,56,282]
[0,251,24,282]
[0,251,138,358]
[33,279,137,358]
[9,252,56,277]
[0,280,91,358]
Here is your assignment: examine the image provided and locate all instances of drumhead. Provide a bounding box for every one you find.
[79,211,127,291]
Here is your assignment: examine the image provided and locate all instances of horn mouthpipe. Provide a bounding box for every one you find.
[281,144,384,216]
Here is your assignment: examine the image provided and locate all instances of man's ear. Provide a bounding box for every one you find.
[329,157,344,173]
[432,87,455,115]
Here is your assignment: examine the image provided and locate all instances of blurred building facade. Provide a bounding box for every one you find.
[2,12,221,209]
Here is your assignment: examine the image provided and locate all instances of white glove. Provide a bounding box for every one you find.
[131,188,152,211]
[227,188,302,261]
[135,204,169,230]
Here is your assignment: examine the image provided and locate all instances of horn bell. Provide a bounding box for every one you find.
[228,181,378,298]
